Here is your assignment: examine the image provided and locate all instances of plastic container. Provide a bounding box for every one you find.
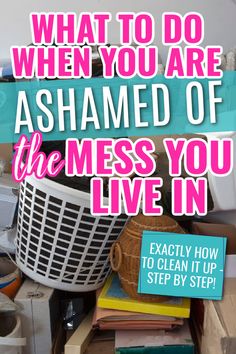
[0,256,21,299]
[16,175,129,292]
[0,315,26,354]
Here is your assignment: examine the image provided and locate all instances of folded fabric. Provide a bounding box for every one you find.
[93,305,183,331]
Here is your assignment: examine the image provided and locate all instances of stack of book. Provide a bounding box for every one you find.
[93,274,194,353]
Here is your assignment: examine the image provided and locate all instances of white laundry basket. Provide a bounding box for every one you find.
[16,175,129,292]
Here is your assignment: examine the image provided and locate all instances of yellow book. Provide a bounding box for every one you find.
[98,274,190,318]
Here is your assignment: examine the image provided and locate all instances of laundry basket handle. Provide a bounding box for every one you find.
[110,242,122,272]
[0,336,26,346]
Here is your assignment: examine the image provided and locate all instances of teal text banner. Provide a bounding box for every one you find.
[138,232,227,300]
[0,72,236,143]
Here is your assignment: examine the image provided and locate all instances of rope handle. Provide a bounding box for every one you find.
[110,242,123,272]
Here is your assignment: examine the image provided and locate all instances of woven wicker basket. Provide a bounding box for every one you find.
[110,214,185,302]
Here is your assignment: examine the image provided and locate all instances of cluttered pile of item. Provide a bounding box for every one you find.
[1,131,236,354]
[1,47,236,354]
[93,215,193,354]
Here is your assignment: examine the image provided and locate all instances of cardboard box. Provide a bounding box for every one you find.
[14,279,60,354]
[201,278,236,354]
[203,211,236,227]
[0,143,12,173]
[191,221,236,254]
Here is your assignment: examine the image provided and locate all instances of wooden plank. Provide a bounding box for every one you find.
[64,309,94,354]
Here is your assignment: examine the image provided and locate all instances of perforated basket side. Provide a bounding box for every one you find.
[16,175,129,292]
